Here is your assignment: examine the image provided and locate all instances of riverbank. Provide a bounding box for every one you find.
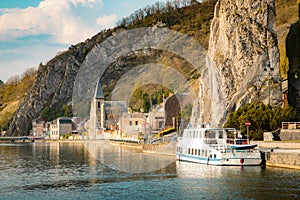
[38,139,300,170]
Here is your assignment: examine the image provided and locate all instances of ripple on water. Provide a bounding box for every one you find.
[0,142,299,200]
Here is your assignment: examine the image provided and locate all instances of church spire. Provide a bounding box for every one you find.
[94,78,104,99]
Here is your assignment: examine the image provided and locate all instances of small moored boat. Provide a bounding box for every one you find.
[176,126,262,166]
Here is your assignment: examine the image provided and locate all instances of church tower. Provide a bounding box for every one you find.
[89,78,105,138]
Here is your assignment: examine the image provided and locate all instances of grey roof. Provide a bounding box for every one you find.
[59,117,73,124]
[94,78,104,99]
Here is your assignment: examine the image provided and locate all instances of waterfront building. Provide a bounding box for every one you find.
[164,93,193,130]
[147,105,165,133]
[104,101,127,130]
[32,118,49,136]
[89,79,105,139]
[49,117,73,140]
[89,79,127,139]
[120,112,146,139]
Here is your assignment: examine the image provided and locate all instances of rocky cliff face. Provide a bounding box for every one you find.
[8,0,284,135]
[7,31,113,136]
[286,3,300,111]
[196,0,282,126]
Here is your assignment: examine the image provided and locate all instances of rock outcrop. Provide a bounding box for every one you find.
[286,3,300,111]
[7,0,284,135]
[198,0,282,126]
[7,31,114,136]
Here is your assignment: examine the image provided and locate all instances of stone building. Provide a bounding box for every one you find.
[120,113,146,137]
[104,101,127,130]
[50,117,73,140]
[147,105,165,133]
[89,79,105,138]
[32,119,48,136]
[89,79,127,138]
[164,93,193,129]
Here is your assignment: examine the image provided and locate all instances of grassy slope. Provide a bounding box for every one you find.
[0,71,36,131]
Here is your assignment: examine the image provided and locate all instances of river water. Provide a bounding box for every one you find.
[0,142,299,200]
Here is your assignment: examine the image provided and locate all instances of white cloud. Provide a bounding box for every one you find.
[0,0,105,44]
[96,14,118,29]
[0,42,69,82]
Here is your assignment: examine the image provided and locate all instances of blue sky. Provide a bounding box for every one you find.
[0,0,169,82]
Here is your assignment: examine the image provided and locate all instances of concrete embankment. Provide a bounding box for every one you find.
[262,150,300,170]
[110,141,143,150]
[142,142,176,156]
[257,141,300,170]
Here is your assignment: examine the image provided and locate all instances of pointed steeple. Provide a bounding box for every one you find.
[94,78,104,99]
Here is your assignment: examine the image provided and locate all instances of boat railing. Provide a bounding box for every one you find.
[226,138,248,145]
[203,138,217,144]
[209,144,227,152]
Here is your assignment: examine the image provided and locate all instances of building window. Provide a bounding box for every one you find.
[98,102,101,108]
[129,121,132,125]
[135,121,138,125]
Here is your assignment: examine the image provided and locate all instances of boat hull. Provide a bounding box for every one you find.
[176,153,262,166]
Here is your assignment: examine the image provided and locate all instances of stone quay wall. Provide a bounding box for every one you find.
[143,142,176,156]
[264,151,300,170]
[280,129,300,141]
[256,141,300,148]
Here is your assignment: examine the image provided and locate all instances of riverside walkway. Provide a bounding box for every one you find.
[0,136,44,143]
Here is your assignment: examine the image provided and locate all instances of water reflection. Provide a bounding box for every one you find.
[175,161,300,200]
[84,140,177,173]
[0,142,299,200]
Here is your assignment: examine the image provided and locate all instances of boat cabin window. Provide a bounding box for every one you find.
[226,129,235,139]
[205,130,216,138]
[218,131,223,139]
[177,147,183,153]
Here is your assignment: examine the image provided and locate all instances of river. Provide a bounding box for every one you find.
[0,142,299,200]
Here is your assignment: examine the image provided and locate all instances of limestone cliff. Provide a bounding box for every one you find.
[197,0,282,126]
[286,3,300,111]
[7,31,113,136]
[7,0,284,135]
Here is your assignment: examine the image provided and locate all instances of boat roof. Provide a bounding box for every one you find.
[184,127,236,131]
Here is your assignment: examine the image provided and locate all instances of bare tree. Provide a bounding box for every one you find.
[6,75,20,86]
[21,67,37,80]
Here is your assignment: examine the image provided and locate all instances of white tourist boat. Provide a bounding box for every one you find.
[176,126,262,166]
